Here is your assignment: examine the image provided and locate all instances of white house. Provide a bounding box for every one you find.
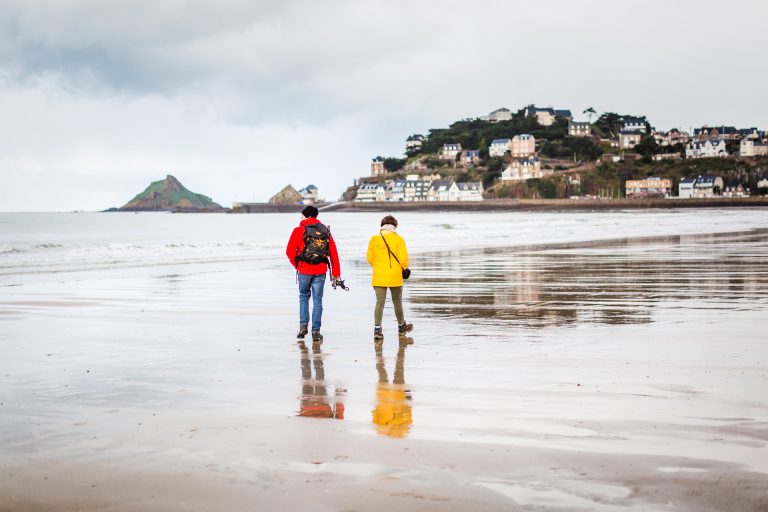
[679,175,723,198]
[722,184,750,198]
[524,106,572,126]
[427,180,453,202]
[489,138,511,157]
[619,131,642,149]
[692,175,724,197]
[355,183,387,202]
[440,143,462,161]
[686,139,728,159]
[500,158,547,182]
[405,134,425,151]
[678,177,697,198]
[298,184,319,204]
[455,182,484,201]
[568,121,591,137]
[740,138,768,157]
[481,108,513,122]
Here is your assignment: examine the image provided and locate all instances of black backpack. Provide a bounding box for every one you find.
[297,223,330,265]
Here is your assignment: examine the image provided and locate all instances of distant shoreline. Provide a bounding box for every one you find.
[279,197,768,213]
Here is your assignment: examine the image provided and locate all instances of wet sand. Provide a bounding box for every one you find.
[2,222,768,511]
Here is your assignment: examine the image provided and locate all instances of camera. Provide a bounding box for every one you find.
[331,277,349,291]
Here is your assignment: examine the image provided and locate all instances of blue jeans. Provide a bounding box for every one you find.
[298,272,325,331]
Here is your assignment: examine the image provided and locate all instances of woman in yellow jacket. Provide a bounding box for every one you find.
[366,215,414,340]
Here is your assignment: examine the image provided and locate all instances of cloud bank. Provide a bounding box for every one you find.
[1,0,766,210]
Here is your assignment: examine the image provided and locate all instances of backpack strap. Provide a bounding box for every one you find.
[380,231,404,270]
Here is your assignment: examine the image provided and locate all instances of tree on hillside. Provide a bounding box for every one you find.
[633,136,659,162]
[479,138,489,160]
[383,157,406,173]
[594,113,623,138]
[583,107,597,123]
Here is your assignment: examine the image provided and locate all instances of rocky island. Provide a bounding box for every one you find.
[118,175,223,212]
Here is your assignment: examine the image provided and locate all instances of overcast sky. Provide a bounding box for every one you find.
[1,0,766,211]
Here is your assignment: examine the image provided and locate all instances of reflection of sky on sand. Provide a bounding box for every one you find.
[409,230,768,329]
[2,215,768,510]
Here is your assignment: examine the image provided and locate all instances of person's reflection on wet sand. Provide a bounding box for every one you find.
[297,340,345,419]
[371,338,413,437]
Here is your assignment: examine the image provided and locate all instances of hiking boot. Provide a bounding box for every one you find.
[312,330,323,342]
[373,327,384,340]
[398,322,413,336]
[296,324,308,339]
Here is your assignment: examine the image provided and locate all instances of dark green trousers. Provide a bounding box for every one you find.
[374,286,404,326]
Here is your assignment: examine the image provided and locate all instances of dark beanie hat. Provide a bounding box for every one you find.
[302,205,319,218]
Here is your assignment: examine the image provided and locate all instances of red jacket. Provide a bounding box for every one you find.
[286,218,341,277]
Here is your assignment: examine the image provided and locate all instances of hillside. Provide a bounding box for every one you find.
[120,175,223,212]
[366,107,768,200]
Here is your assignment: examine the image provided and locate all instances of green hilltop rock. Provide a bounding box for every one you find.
[120,175,223,212]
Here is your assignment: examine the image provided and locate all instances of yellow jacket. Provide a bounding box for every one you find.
[367,230,409,287]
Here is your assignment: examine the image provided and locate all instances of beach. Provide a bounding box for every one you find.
[1,210,768,511]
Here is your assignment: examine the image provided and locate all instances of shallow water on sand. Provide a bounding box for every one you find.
[2,210,768,511]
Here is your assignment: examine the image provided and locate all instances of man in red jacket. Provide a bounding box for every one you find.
[286,205,342,342]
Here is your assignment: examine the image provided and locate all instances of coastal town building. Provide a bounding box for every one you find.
[653,129,690,146]
[722,184,750,198]
[427,180,456,202]
[355,176,485,203]
[686,139,727,159]
[392,179,430,202]
[524,106,572,126]
[667,129,690,146]
[622,117,646,133]
[693,126,757,142]
[600,153,621,164]
[298,184,319,204]
[692,175,724,197]
[371,156,386,176]
[625,177,672,198]
[500,158,548,182]
[740,138,768,157]
[678,177,696,198]
[489,138,511,157]
[462,149,481,165]
[679,175,723,198]
[389,180,405,202]
[456,182,484,201]
[619,131,642,149]
[356,183,388,202]
[653,153,682,161]
[511,134,536,157]
[405,134,425,151]
[440,143,462,161]
[568,121,591,137]
[481,108,513,122]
